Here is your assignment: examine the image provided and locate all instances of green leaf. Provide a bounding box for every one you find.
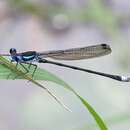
[0,56,72,112]
[77,95,107,130]
[0,56,108,130]
[0,61,71,90]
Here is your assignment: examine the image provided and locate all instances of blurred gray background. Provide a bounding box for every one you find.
[0,0,130,130]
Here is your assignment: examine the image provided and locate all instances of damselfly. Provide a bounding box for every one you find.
[0,44,130,82]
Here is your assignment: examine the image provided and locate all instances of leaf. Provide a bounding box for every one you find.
[0,56,108,130]
[0,56,71,112]
[77,95,107,130]
[0,61,71,88]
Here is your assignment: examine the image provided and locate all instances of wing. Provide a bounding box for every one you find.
[38,44,112,60]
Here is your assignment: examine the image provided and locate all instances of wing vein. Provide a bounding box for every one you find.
[38,44,112,60]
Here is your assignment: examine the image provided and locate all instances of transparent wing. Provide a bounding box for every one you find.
[38,44,112,60]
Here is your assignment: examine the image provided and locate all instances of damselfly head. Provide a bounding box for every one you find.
[10,48,17,56]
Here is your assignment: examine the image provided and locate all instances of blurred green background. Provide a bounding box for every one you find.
[0,0,130,130]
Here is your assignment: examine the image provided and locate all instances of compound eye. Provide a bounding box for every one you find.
[10,48,16,54]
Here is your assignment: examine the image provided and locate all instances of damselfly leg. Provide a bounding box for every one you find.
[14,62,37,79]
[14,63,29,79]
[25,62,37,78]
[7,61,37,79]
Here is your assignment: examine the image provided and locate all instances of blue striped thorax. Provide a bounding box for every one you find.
[21,51,37,61]
[10,48,38,62]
